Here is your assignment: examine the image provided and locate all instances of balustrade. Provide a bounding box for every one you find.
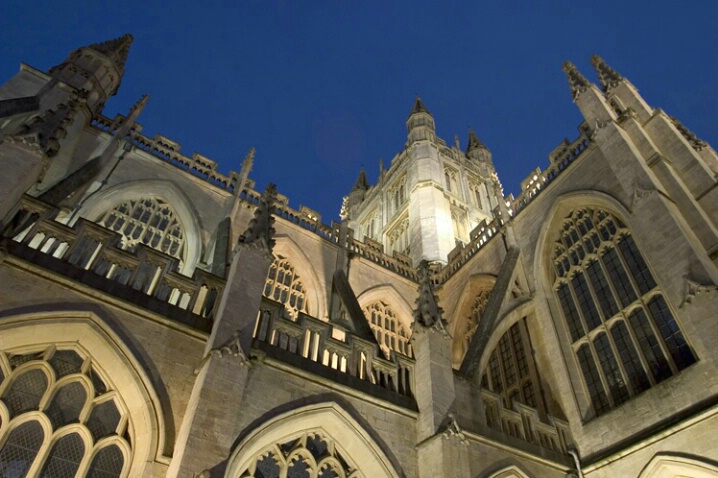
[481,389,572,454]
[3,195,224,327]
[253,297,415,399]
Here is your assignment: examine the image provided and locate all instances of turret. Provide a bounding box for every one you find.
[466,129,492,165]
[406,96,436,144]
[48,34,133,113]
[347,168,369,213]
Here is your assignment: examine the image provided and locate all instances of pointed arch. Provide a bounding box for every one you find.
[73,179,204,276]
[272,235,325,320]
[638,453,718,478]
[450,273,496,367]
[535,191,697,418]
[0,310,166,476]
[224,402,401,478]
[482,464,533,478]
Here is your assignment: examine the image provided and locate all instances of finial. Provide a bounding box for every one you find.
[352,169,369,191]
[238,183,277,253]
[241,147,255,171]
[130,94,149,115]
[413,261,446,331]
[590,55,622,92]
[339,196,350,221]
[562,61,591,101]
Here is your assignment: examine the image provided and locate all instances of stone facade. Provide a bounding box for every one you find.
[0,36,716,478]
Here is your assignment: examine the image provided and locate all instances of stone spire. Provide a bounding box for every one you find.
[408,96,431,118]
[562,61,591,101]
[87,34,134,72]
[352,169,369,191]
[591,55,622,92]
[238,183,277,253]
[413,261,446,331]
[236,147,254,194]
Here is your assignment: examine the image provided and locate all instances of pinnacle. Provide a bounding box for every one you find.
[408,96,431,118]
[590,55,622,92]
[562,61,591,101]
[466,129,488,152]
[352,169,369,191]
[88,33,134,71]
[413,261,445,330]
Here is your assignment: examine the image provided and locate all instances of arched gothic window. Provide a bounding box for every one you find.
[552,208,696,418]
[0,347,130,477]
[452,288,491,365]
[362,301,412,359]
[481,320,540,410]
[98,197,186,266]
[264,255,309,320]
[238,431,364,478]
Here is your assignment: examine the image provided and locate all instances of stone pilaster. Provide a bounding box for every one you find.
[167,185,276,478]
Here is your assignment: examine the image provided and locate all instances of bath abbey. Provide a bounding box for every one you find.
[1,34,718,478]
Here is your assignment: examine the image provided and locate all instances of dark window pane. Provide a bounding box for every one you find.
[647,295,697,370]
[586,260,619,319]
[602,248,637,307]
[0,420,44,478]
[499,335,516,386]
[2,369,48,417]
[594,333,630,405]
[87,444,125,478]
[628,308,672,383]
[46,381,87,429]
[611,321,651,394]
[557,282,584,341]
[618,236,656,294]
[571,272,602,331]
[489,353,502,393]
[38,433,85,478]
[577,344,610,416]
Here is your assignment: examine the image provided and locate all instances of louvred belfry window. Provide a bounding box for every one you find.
[99,197,186,266]
[552,208,696,417]
[264,255,309,320]
[0,347,130,477]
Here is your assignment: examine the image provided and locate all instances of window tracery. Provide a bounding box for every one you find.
[0,346,130,478]
[452,288,491,365]
[238,431,363,478]
[552,208,696,417]
[264,255,310,320]
[362,301,412,359]
[444,168,457,194]
[480,320,539,410]
[386,217,409,256]
[98,197,186,265]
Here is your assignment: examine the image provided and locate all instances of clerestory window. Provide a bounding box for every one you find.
[264,255,309,320]
[362,301,412,359]
[98,197,186,267]
[0,347,130,478]
[552,208,696,418]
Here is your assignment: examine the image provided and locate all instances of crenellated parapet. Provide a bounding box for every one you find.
[90,113,241,193]
[510,123,592,216]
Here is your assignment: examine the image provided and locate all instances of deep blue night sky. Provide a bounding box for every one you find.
[2,1,716,223]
